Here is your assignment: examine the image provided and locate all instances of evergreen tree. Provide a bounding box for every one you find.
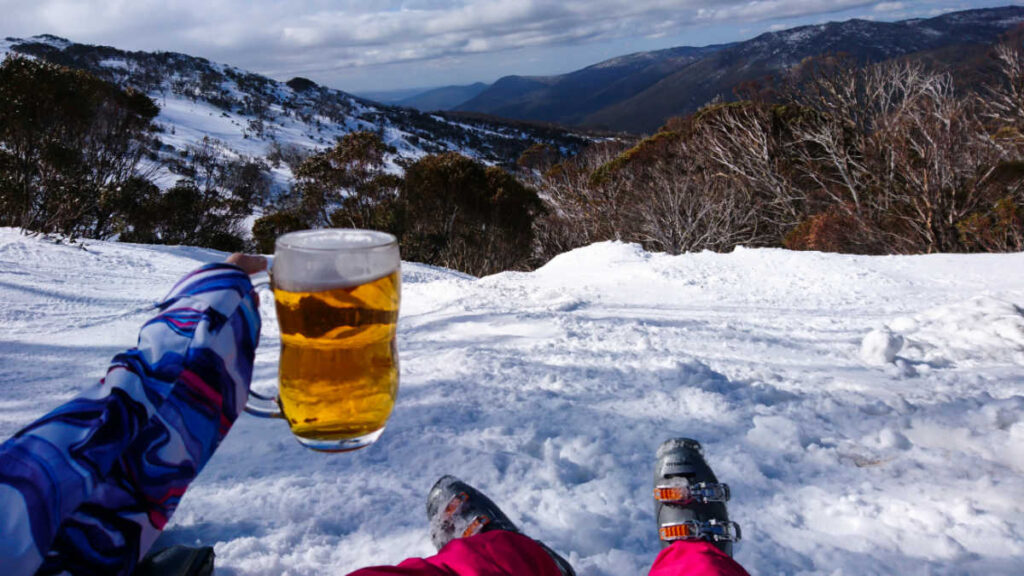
[0,55,158,238]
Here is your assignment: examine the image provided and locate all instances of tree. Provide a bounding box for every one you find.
[400,152,543,274]
[252,211,307,254]
[784,58,1019,253]
[154,137,270,250]
[0,55,158,238]
[279,134,544,275]
[531,141,632,260]
[290,131,395,227]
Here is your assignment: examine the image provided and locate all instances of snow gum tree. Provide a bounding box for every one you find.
[532,50,1024,258]
[260,132,543,276]
[401,152,542,275]
[0,55,158,239]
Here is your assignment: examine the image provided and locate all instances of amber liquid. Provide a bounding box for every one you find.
[273,271,400,442]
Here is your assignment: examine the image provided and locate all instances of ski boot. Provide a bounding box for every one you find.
[654,438,741,556]
[427,475,576,576]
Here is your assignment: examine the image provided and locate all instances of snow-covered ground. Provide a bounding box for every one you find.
[1,228,1022,575]
[1,36,570,199]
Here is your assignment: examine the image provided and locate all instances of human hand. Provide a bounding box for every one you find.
[225,253,268,275]
[226,254,268,307]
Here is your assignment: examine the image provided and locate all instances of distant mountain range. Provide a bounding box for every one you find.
[6,4,1022,164]
[356,83,491,112]
[449,6,1024,133]
[396,82,490,112]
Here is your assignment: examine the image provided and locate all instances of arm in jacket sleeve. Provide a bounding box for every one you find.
[0,262,261,575]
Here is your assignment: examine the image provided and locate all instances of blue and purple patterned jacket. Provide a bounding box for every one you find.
[0,263,261,575]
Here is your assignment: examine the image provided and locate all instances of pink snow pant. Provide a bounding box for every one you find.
[348,530,750,576]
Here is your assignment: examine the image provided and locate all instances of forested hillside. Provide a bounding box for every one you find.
[4,10,1024,272]
[458,6,1024,133]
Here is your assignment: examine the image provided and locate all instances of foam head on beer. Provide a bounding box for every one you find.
[273,229,401,292]
[271,229,401,452]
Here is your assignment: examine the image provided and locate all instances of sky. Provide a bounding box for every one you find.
[1,1,1020,94]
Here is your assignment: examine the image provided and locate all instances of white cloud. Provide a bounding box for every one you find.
[0,0,1014,89]
[874,2,906,12]
[0,1,878,69]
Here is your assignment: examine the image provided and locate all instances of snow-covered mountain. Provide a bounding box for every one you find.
[2,228,1022,574]
[0,35,587,189]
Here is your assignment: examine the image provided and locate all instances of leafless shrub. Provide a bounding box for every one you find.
[534,126,770,256]
[531,52,1024,260]
[696,102,807,231]
[532,141,630,260]
[787,58,1019,253]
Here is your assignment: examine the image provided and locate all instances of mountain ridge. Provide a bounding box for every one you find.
[457,44,727,126]
[394,82,490,111]
[457,6,1024,133]
[0,34,587,190]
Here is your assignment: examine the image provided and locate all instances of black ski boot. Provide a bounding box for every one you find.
[427,475,576,576]
[654,438,740,556]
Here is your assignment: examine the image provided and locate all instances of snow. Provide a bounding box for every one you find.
[860,327,904,366]
[781,25,823,45]
[2,35,562,197]
[99,58,129,70]
[1,229,1023,575]
[888,297,1024,366]
[157,95,270,158]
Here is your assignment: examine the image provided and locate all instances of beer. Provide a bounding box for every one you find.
[260,228,402,452]
[274,270,400,443]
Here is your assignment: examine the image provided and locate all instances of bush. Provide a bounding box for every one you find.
[531,54,1024,258]
[784,209,866,253]
[400,152,542,275]
[0,55,158,238]
[252,211,307,254]
[100,176,162,243]
[957,197,1024,252]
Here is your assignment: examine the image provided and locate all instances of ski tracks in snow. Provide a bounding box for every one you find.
[1,230,1022,574]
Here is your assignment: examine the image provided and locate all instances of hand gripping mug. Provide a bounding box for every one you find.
[246,229,401,452]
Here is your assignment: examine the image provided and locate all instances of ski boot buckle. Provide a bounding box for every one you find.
[442,492,493,538]
[654,479,730,504]
[659,519,741,544]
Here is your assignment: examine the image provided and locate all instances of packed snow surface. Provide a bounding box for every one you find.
[1,229,1022,575]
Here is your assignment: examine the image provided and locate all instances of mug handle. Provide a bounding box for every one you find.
[244,276,285,419]
[245,390,284,418]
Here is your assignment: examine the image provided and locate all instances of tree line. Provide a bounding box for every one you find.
[0,54,543,274]
[529,39,1024,258]
[4,37,1024,278]
[0,56,268,251]
[254,132,541,276]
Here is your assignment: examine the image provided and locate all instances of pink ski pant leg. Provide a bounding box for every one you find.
[348,530,564,576]
[648,541,751,576]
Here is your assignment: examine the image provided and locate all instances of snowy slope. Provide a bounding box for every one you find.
[1,229,1022,574]
[0,36,586,191]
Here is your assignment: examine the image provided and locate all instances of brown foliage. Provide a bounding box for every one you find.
[530,48,1024,259]
[0,55,159,238]
[784,208,866,253]
[272,138,544,276]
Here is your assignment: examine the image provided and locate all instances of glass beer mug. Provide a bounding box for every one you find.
[246,229,401,452]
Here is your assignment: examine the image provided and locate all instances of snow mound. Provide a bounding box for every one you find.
[866,297,1024,367]
[401,262,475,285]
[860,327,905,366]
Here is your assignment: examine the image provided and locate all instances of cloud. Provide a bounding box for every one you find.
[874,2,907,12]
[0,0,1007,88]
[0,1,881,69]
